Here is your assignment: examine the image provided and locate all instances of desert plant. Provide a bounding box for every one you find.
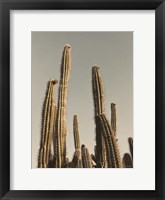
[54,44,71,168]
[96,113,122,168]
[73,115,80,150]
[111,103,117,136]
[38,80,57,168]
[81,145,93,168]
[122,153,133,168]
[92,65,106,167]
[128,137,133,159]
[37,44,132,168]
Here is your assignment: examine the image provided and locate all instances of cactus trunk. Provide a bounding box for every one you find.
[73,115,80,150]
[38,80,57,168]
[111,103,117,136]
[54,44,71,168]
[96,114,122,168]
[81,145,92,168]
[92,65,106,167]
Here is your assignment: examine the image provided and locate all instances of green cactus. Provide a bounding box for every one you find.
[122,153,133,168]
[81,145,92,168]
[92,65,106,167]
[38,80,57,168]
[128,137,133,159]
[54,44,71,168]
[96,113,122,168]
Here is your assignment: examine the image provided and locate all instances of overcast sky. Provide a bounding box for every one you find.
[32,32,133,168]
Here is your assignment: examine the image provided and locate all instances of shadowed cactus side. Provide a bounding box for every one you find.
[128,137,133,159]
[96,114,122,168]
[71,149,81,168]
[54,44,71,168]
[122,153,133,168]
[81,145,92,168]
[92,65,106,168]
[111,103,117,136]
[38,80,58,168]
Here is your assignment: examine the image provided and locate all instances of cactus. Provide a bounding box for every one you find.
[111,103,117,136]
[92,65,106,167]
[81,145,92,168]
[37,44,133,168]
[48,151,54,168]
[73,115,80,150]
[122,153,133,168]
[38,80,57,168]
[72,115,82,167]
[71,149,81,168]
[54,44,71,168]
[128,137,133,159]
[96,114,122,168]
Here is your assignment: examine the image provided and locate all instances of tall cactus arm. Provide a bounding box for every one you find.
[73,115,80,149]
[92,65,106,167]
[54,44,71,168]
[111,103,117,136]
[38,80,57,168]
[92,65,105,115]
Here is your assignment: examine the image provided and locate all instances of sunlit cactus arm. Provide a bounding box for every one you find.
[54,44,71,168]
[73,115,80,149]
[81,145,92,168]
[128,137,133,159]
[92,65,105,115]
[92,65,106,167]
[38,81,52,168]
[38,80,57,168]
[111,103,117,136]
[96,114,122,168]
[45,80,58,166]
[122,153,133,168]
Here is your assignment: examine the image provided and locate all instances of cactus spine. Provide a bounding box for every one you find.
[38,80,57,168]
[92,65,106,167]
[54,44,71,168]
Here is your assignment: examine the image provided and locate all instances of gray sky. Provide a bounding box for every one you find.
[32,32,133,168]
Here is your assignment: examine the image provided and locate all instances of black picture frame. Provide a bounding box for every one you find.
[0,0,165,199]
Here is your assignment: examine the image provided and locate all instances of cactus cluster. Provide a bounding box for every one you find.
[38,44,133,168]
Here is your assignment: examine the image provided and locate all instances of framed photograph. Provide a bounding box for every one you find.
[0,0,164,199]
